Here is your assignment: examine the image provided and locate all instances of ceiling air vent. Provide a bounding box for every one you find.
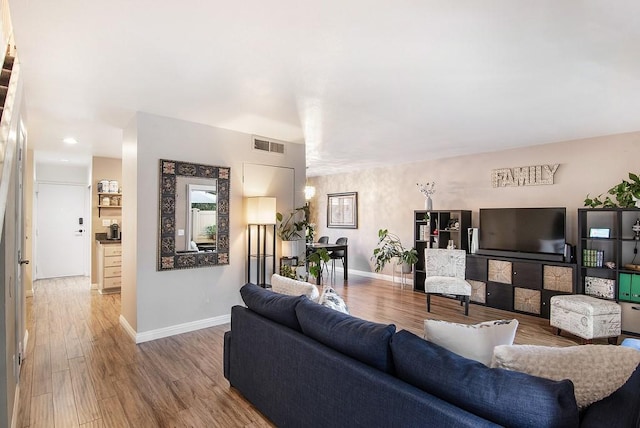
[253,138,271,152]
[252,136,286,155]
[270,141,285,154]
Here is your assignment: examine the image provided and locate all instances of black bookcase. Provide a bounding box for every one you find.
[578,208,640,334]
[413,210,471,292]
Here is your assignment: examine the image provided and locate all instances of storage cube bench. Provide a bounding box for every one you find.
[550,294,621,344]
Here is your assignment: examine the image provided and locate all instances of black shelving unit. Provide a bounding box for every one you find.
[413,210,471,292]
[578,208,640,334]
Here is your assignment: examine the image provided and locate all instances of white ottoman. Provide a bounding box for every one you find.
[550,294,621,344]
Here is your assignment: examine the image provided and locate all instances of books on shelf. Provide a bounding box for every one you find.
[418,223,430,241]
[582,249,604,268]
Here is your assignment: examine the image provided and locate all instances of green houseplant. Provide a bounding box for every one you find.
[276,205,311,257]
[371,229,419,273]
[276,205,310,240]
[584,173,640,208]
[307,248,330,281]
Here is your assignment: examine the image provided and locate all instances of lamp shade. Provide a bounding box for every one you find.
[246,197,276,224]
[304,185,316,200]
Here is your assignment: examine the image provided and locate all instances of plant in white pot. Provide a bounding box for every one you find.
[371,229,419,273]
[276,205,310,257]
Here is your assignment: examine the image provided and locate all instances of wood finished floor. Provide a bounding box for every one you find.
[18,274,627,427]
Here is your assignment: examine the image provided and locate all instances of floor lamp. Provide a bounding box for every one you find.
[246,197,276,287]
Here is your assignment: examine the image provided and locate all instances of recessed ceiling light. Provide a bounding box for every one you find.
[63,137,78,145]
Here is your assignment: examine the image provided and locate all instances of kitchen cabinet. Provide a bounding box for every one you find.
[97,241,121,294]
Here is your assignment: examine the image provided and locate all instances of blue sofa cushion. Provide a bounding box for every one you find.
[295,298,396,373]
[240,283,303,331]
[580,365,640,428]
[391,330,579,428]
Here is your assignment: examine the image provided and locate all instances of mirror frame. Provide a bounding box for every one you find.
[158,159,230,271]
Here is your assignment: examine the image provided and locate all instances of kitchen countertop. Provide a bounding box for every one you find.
[95,233,121,244]
[96,239,121,244]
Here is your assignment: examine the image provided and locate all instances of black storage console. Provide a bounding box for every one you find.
[413,207,577,318]
[464,254,576,319]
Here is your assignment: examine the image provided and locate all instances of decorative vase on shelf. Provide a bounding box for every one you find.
[425,196,433,211]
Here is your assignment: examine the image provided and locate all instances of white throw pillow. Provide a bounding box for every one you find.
[424,319,518,365]
[491,344,640,408]
[318,285,349,314]
[270,274,320,302]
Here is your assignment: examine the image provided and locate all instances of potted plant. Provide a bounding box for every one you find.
[584,173,640,208]
[276,205,310,256]
[307,248,330,282]
[371,229,419,273]
[279,264,297,279]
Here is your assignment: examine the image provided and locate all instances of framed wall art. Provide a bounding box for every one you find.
[327,192,358,229]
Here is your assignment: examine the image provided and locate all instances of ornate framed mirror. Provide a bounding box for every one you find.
[158,159,230,270]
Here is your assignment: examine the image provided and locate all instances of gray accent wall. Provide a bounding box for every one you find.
[121,112,305,338]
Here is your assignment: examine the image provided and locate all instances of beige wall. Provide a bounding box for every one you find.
[308,132,640,275]
[90,157,122,284]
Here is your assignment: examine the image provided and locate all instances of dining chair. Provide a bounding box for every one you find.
[424,248,471,315]
[318,236,329,244]
[329,237,348,280]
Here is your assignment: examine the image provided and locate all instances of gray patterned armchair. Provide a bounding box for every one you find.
[424,249,471,316]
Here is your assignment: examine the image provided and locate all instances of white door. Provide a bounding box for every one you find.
[35,182,87,278]
[14,125,26,380]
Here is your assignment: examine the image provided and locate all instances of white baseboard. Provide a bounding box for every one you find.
[119,313,231,344]
[333,267,396,283]
[11,384,19,428]
[119,315,137,341]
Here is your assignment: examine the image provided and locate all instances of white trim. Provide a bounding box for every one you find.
[333,266,395,283]
[118,314,136,341]
[119,313,231,344]
[10,384,19,428]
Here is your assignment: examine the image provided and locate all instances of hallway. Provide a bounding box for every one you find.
[17,276,270,427]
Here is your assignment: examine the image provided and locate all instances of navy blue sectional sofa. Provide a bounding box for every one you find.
[224,284,639,427]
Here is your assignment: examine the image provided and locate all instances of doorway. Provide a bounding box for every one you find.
[35,182,88,278]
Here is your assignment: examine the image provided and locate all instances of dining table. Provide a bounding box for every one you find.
[306,242,348,285]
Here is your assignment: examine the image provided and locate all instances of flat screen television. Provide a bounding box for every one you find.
[477,207,566,262]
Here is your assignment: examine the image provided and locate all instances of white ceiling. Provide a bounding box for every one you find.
[8,1,640,176]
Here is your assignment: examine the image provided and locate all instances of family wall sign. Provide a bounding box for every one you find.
[491,164,560,188]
